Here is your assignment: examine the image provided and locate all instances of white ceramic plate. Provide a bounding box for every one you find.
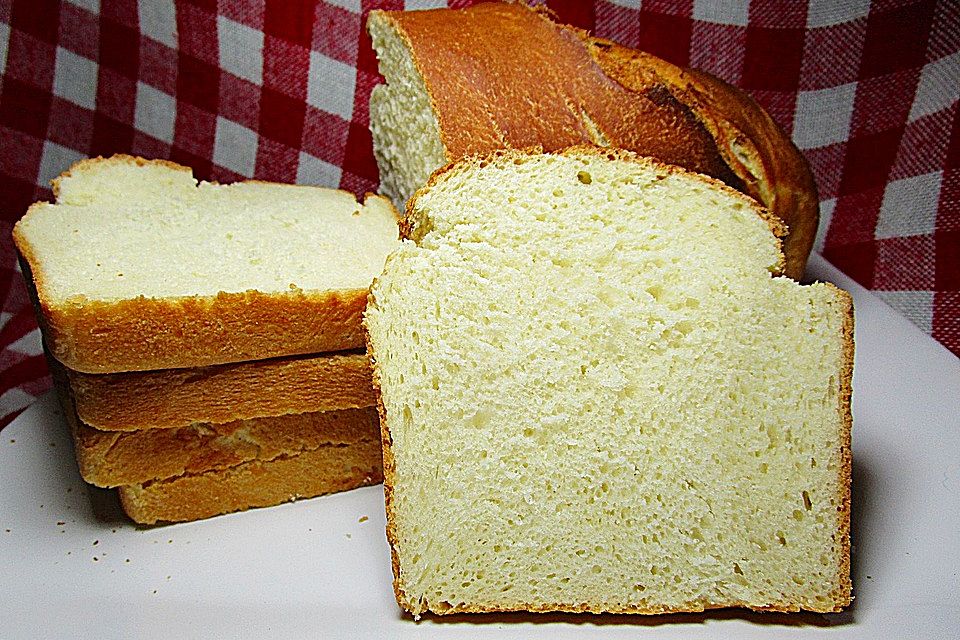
[2,254,959,639]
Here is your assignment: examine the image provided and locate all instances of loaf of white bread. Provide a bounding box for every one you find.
[16,155,396,523]
[365,147,853,615]
[368,2,818,279]
[13,155,400,373]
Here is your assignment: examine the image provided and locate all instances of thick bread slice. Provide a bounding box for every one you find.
[13,155,400,373]
[367,3,817,278]
[364,147,852,616]
[64,350,374,431]
[118,438,384,524]
[49,355,380,487]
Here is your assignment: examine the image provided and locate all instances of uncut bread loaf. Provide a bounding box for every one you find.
[368,2,818,279]
[118,435,384,524]
[64,350,374,431]
[13,155,400,373]
[364,147,852,616]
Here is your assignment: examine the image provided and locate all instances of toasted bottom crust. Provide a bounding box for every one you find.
[117,439,384,524]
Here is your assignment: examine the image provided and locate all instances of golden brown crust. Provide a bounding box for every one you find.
[828,283,855,609]
[65,350,374,431]
[117,438,384,524]
[362,307,406,609]
[371,3,817,278]
[36,286,368,374]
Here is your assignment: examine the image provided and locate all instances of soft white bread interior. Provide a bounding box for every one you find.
[367,3,819,279]
[365,147,852,616]
[13,155,400,373]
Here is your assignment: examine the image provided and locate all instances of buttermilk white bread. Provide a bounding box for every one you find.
[367,2,818,279]
[13,155,400,373]
[65,350,375,431]
[364,147,853,616]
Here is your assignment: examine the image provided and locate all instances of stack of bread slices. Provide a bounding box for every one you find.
[12,155,400,524]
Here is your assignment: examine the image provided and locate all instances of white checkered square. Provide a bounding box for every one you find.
[65,0,100,13]
[909,51,960,122]
[876,171,943,239]
[693,0,748,26]
[874,290,935,334]
[0,21,10,75]
[0,388,39,419]
[37,140,86,189]
[217,15,264,85]
[297,151,342,188]
[214,116,258,178]
[7,328,43,357]
[792,82,857,149]
[404,0,448,9]
[326,0,361,12]
[134,81,176,143]
[814,197,835,254]
[806,0,870,28]
[53,47,98,110]
[307,51,355,121]
[606,0,640,8]
[138,0,177,49]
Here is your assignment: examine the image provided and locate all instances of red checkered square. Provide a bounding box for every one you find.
[838,127,902,195]
[253,136,300,182]
[933,292,960,354]
[264,0,315,47]
[219,0,266,30]
[5,30,56,89]
[139,39,178,95]
[875,235,936,290]
[859,2,934,78]
[741,26,804,91]
[99,17,140,79]
[177,4,220,65]
[301,105,350,167]
[689,22,747,83]
[849,69,921,137]
[46,97,95,151]
[804,141,848,200]
[823,238,878,288]
[799,19,868,90]
[594,3,640,49]
[636,10,693,66]
[827,188,884,245]
[9,0,58,44]
[173,101,217,160]
[259,86,306,148]
[0,127,43,188]
[91,111,135,155]
[263,36,310,100]
[0,79,51,139]
[58,3,99,59]
[747,0,807,28]
[312,2,362,65]
[94,67,136,122]
[177,53,220,112]
[101,0,139,29]
[218,73,261,131]
[891,107,955,180]
[936,229,960,291]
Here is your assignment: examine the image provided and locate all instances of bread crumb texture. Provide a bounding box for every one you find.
[16,155,399,302]
[365,148,852,616]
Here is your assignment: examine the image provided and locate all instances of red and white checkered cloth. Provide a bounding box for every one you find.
[1,0,957,429]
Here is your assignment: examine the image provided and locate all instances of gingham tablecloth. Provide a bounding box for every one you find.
[1,0,957,429]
